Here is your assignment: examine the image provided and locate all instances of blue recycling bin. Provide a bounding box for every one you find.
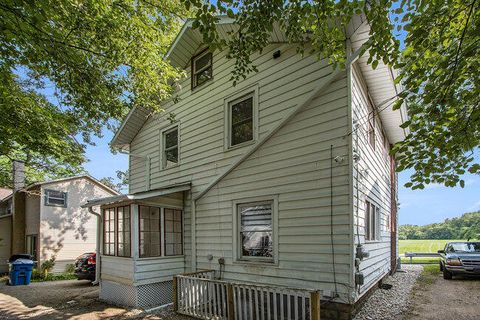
[9,259,34,286]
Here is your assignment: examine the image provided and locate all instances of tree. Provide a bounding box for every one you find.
[0,1,191,186]
[184,0,480,188]
[99,170,129,193]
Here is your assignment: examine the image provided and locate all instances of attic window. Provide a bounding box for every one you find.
[191,50,212,89]
[44,189,67,207]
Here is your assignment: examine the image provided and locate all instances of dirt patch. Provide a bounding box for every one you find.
[405,268,480,320]
[0,280,190,319]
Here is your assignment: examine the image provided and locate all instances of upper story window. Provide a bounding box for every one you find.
[365,199,380,241]
[44,189,67,207]
[225,88,258,149]
[191,50,212,90]
[162,126,179,168]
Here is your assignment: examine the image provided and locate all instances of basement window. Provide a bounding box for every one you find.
[44,189,67,207]
[365,200,380,241]
[191,50,213,89]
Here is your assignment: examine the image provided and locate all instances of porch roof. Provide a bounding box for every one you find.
[82,182,191,208]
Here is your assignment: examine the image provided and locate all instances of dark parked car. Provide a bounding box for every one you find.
[438,242,480,279]
[74,252,96,281]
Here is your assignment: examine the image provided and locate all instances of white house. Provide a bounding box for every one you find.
[85,15,408,319]
[0,175,118,273]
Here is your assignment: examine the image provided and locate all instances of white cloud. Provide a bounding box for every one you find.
[468,200,480,212]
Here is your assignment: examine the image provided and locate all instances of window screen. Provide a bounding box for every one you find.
[192,51,212,89]
[230,96,254,146]
[164,209,183,256]
[238,202,273,260]
[163,127,178,167]
[139,206,161,257]
[117,206,131,257]
[103,208,115,255]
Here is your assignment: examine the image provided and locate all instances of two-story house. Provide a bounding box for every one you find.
[84,15,408,319]
[0,173,118,273]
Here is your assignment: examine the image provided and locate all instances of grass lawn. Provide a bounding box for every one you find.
[399,239,466,264]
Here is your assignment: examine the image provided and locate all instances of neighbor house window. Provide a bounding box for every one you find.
[228,92,256,147]
[164,209,183,256]
[139,206,161,257]
[26,235,37,260]
[367,104,376,150]
[116,206,131,257]
[238,201,273,262]
[191,50,212,89]
[103,208,115,255]
[44,189,67,207]
[365,200,380,241]
[162,126,179,168]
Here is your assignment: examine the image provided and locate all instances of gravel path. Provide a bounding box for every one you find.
[353,265,423,320]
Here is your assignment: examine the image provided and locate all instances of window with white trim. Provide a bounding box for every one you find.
[162,126,179,168]
[365,200,380,241]
[44,189,67,207]
[191,50,212,89]
[226,91,257,148]
[237,201,274,262]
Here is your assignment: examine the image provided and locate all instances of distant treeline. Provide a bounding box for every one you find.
[399,212,480,240]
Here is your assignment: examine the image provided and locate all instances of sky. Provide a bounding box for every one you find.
[25,3,480,227]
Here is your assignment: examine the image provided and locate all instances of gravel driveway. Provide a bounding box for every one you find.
[354,265,423,320]
[0,280,189,320]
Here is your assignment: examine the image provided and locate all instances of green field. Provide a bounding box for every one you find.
[399,239,466,264]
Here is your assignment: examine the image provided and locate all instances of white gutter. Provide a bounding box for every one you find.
[117,149,151,192]
[87,207,102,285]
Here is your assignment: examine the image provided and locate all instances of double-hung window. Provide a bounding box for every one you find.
[365,200,380,241]
[44,189,67,207]
[226,90,258,148]
[238,201,274,262]
[191,50,212,89]
[162,126,179,168]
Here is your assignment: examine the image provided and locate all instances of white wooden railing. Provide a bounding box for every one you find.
[173,271,320,320]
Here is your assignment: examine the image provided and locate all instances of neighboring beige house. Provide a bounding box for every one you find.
[85,15,408,319]
[0,176,118,273]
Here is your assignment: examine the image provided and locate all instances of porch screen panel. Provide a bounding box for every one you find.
[103,208,115,255]
[239,202,273,259]
[117,206,131,257]
[164,209,183,256]
[139,206,161,257]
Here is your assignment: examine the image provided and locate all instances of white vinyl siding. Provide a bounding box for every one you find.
[351,64,393,297]
[129,43,351,297]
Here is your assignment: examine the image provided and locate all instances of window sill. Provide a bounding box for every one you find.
[191,79,214,94]
[234,259,278,267]
[225,139,256,152]
[163,163,180,170]
[137,255,185,261]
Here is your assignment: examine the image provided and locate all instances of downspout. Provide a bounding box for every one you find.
[88,207,102,285]
[117,148,151,191]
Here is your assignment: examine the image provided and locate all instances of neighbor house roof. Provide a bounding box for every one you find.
[111,14,408,149]
[0,188,12,201]
[0,175,119,203]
